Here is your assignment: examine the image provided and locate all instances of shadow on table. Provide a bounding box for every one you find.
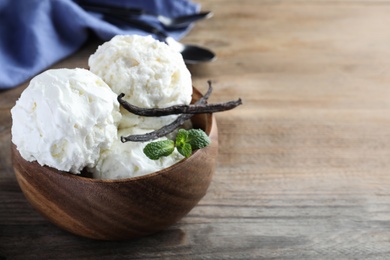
[0,221,187,259]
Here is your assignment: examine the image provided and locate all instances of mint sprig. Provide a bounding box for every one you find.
[143,129,211,160]
[187,129,210,150]
[143,140,175,160]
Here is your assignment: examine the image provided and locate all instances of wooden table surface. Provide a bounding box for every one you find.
[2,0,390,259]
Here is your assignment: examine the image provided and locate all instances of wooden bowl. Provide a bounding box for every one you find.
[12,88,218,240]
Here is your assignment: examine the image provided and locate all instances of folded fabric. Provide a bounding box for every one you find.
[0,0,199,89]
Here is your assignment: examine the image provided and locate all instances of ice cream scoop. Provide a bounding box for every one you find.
[93,128,185,180]
[89,34,193,130]
[11,68,121,174]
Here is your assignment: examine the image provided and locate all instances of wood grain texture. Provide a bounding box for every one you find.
[2,0,390,258]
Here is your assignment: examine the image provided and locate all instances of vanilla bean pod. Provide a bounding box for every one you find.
[118,96,241,117]
[201,80,213,104]
[121,113,194,142]
[120,84,214,143]
[118,81,241,117]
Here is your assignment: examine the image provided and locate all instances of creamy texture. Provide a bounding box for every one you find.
[88,35,193,129]
[87,35,193,179]
[11,68,121,174]
[93,128,184,179]
[11,35,194,179]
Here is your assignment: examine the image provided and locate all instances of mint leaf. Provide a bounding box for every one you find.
[143,129,211,160]
[176,129,191,158]
[143,140,175,160]
[187,129,211,149]
[175,129,188,147]
[176,129,210,158]
[177,142,192,158]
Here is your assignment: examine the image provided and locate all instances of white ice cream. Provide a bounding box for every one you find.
[11,68,121,174]
[88,35,193,129]
[87,35,193,179]
[93,128,184,179]
[11,35,194,180]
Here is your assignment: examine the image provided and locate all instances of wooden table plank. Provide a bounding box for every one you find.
[2,0,390,259]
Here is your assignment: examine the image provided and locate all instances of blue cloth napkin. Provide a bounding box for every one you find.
[0,0,199,89]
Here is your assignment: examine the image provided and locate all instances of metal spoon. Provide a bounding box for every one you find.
[155,12,213,29]
[165,37,216,64]
[106,16,216,64]
[79,2,213,29]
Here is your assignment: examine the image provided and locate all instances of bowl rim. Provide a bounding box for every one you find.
[12,87,216,184]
